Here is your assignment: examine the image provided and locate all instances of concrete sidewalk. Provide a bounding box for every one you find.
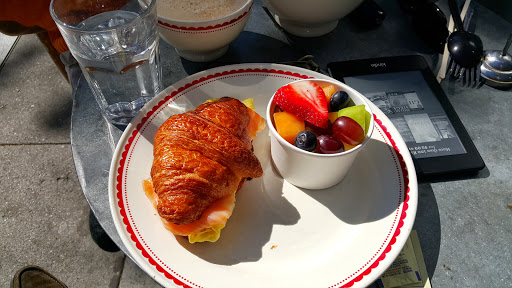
[0,34,162,287]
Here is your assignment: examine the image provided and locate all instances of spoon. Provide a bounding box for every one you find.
[480,33,512,89]
[446,0,483,68]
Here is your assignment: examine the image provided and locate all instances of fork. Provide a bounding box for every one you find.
[446,0,484,88]
[447,58,483,87]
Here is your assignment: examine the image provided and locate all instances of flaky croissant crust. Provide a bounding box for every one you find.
[151,98,263,225]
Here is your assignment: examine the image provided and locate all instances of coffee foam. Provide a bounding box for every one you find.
[157,0,245,21]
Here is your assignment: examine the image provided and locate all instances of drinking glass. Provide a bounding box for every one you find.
[50,0,162,125]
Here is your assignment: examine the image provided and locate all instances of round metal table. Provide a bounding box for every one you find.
[71,1,512,286]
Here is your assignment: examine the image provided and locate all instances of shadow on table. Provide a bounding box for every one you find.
[180,31,306,76]
[41,90,73,131]
[414,165,489,281]
[419,165,490,184]
[413,182,441,282]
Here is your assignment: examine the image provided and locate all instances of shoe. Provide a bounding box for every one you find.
[11,265,68,288]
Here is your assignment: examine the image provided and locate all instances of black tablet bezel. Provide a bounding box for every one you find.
[327,55,485,181]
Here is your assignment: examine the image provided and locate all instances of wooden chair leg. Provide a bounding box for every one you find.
[36,32,69,83]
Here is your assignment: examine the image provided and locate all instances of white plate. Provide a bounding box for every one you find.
[109,63,418,288]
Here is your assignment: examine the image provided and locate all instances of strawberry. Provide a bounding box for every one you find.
[273,81,329,128]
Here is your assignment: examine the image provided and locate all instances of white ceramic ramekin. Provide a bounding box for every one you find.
[266,78,374,190]
[261,0,364,37]
[157,0,252,62]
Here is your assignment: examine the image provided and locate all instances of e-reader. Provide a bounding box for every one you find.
[327,55,485,181]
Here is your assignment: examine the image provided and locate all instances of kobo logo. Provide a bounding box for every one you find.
[370,62,387,68]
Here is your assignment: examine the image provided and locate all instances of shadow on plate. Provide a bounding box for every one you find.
[176,127,300,265]
[301,138,410,225]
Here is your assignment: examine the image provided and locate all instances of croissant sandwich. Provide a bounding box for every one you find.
[143,97,265,243]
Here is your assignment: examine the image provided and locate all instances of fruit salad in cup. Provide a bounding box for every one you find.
[270,79,372,154]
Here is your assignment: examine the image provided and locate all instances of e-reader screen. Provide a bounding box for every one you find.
[343,70,466,159]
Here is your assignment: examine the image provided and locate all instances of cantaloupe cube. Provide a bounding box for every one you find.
[273,111,305,144]
[328,112,339,123]
[322,84,336,103]
[343,142,357,151]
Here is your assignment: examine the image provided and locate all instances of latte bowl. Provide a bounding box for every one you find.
[262,0,364,37]
[157,0,252,62]
[267,79,374,190]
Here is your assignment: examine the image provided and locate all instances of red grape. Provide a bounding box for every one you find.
[305,120,332,136]
[332,116,365,146]
[317,135,344,154]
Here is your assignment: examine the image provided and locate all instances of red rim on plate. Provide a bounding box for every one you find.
[110,64,417,288]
